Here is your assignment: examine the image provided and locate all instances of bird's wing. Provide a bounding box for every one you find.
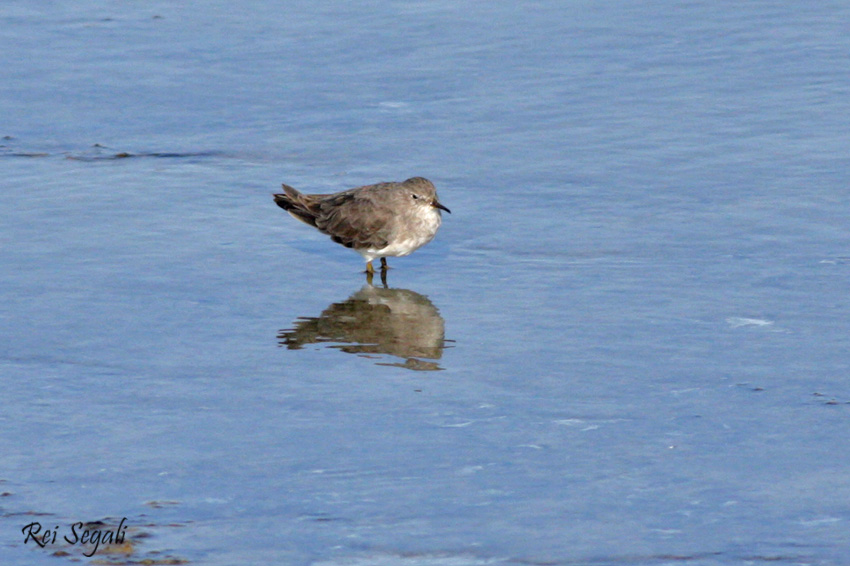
[315,186,394,250]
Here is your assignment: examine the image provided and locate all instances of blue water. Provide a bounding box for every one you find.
[3,1,850,565]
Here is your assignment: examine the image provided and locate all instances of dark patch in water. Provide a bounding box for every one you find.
[65,150,225,161]
[0,151,50,158]
[0,141,223,161]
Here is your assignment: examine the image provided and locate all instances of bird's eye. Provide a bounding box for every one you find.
[411,194,419,199]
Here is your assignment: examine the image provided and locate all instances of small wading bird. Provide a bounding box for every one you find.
[273,177,450,275]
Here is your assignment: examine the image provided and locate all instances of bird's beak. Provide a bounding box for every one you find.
[432,200,451,214]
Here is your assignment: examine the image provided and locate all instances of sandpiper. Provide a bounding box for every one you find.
[273,177,450,273]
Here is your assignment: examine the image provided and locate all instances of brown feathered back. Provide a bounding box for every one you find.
[272,182,394,251]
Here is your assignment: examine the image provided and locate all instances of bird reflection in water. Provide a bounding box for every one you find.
[278,281,448,371]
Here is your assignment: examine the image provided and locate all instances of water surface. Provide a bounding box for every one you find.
[2,1,850,565]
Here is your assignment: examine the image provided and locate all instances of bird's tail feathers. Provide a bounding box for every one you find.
[273,183,319,227]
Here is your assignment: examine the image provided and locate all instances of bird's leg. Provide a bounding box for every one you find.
[365,270,374,286]
[365,261,374,274]
[380,268,388,287]
[380,257,389,270]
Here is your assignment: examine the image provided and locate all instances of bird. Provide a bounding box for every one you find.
[273,177,450,273]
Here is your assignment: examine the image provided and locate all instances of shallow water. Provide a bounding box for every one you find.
[2,1,850,565]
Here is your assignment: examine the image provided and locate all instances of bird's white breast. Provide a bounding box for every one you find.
[360,208,442,260]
